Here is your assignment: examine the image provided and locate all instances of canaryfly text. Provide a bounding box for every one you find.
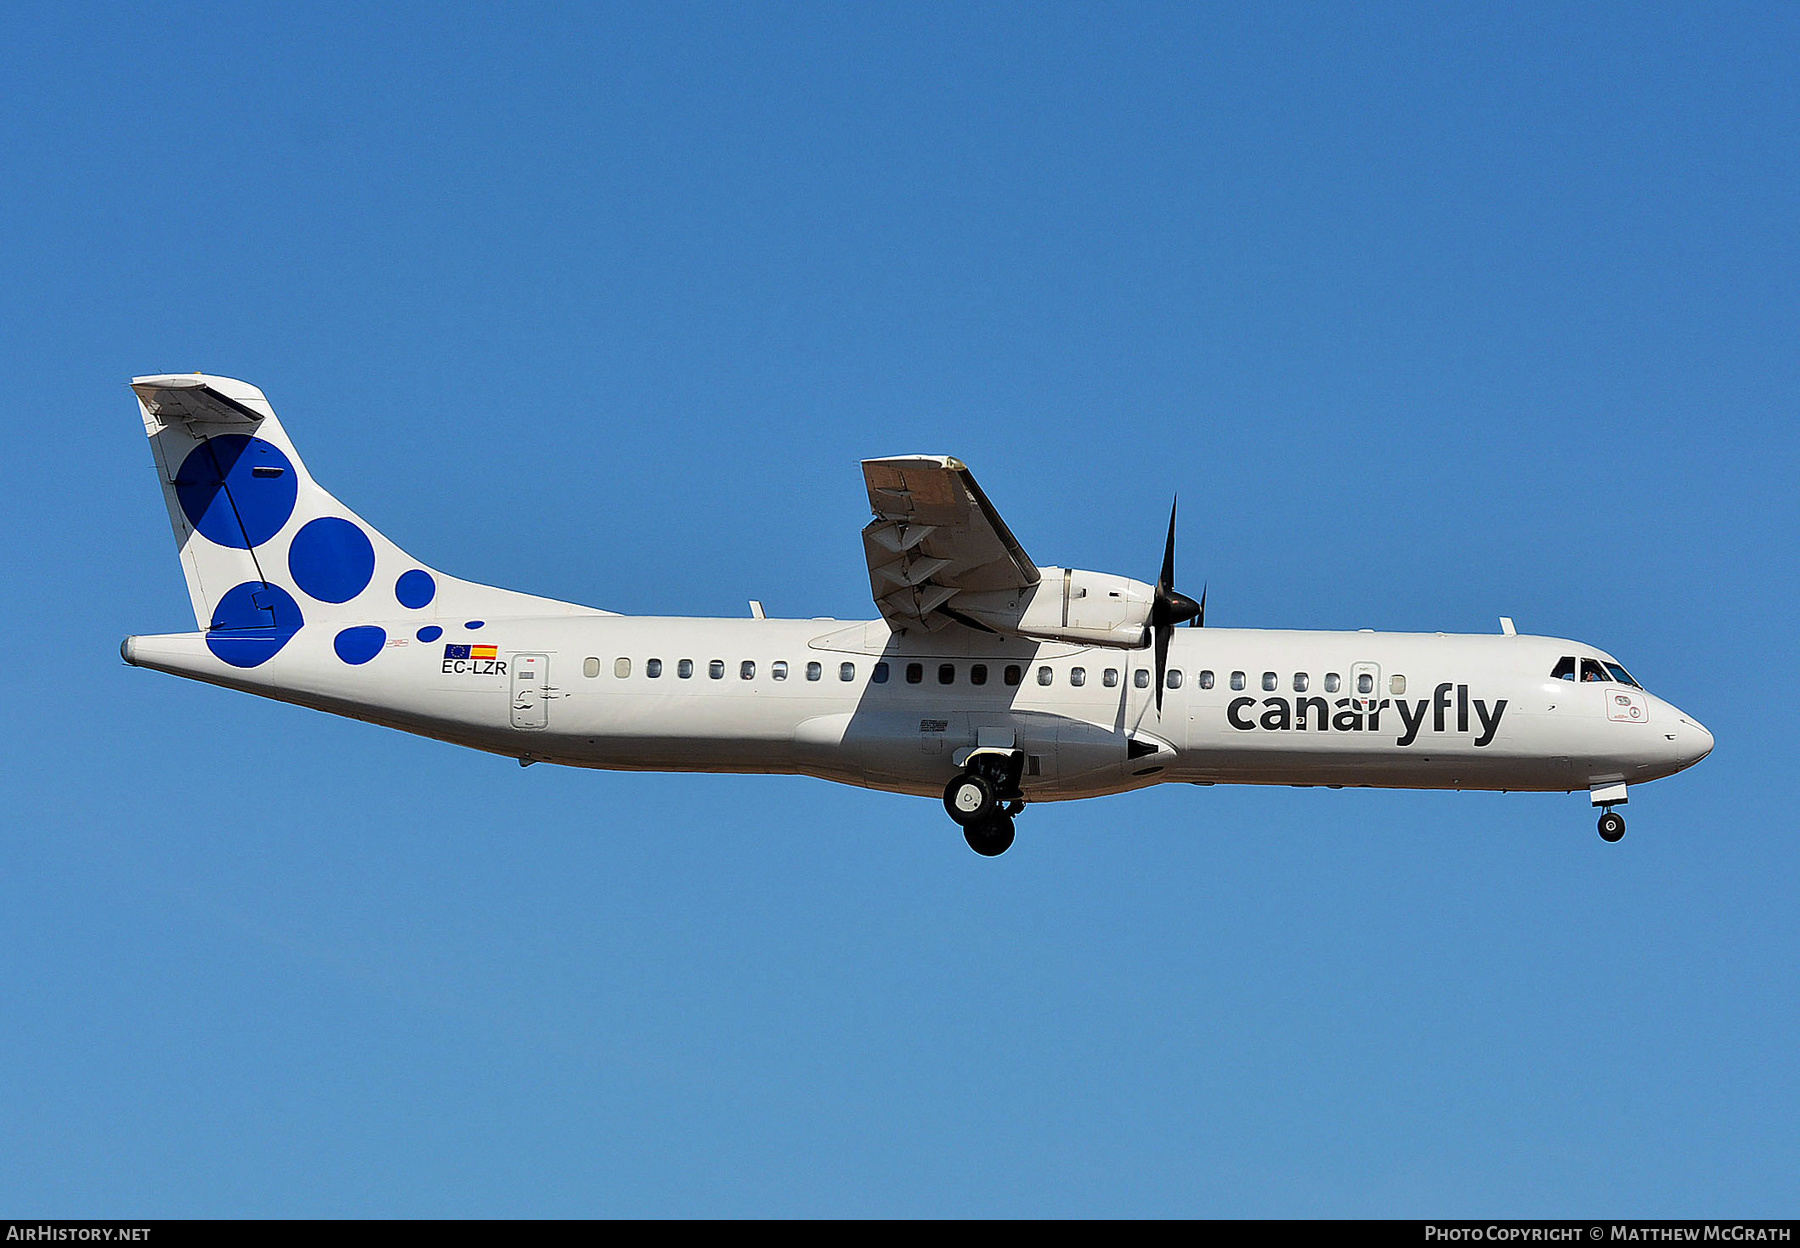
[1228,682,1507,747]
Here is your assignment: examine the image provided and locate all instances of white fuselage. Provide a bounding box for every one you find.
[124,615,1712,804]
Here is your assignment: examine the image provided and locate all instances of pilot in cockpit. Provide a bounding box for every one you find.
[1551,655,1641,686]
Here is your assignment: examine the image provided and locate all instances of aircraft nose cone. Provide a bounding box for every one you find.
[1677,716,1715,765]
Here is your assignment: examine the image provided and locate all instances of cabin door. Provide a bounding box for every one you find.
[511,653,551,730]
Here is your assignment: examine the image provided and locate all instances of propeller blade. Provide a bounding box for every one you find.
[1195,582,1206,628]
[1147,495,1200,712]
[1158,498,1178,594]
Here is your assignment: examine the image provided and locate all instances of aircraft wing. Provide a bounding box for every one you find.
[861,456,1041,634]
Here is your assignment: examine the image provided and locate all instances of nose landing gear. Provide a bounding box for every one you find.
[944,748,1026,856]
[1590,781,1628,843]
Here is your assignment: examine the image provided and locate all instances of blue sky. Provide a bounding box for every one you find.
[2,2,1795,1216]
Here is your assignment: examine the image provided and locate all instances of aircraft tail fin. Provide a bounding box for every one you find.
[133,374,607,667]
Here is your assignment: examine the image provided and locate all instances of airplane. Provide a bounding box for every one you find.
[122,373,1713,855]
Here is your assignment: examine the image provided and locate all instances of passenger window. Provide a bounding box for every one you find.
[1199,670,1214,690]
[647,658,663,678]
[1262,672,1278,691]
[806,661,822,681]
[1166,669,1183,689]
[1037,666,1054,686]
[1356,672,1373,695]
[1552,656,1577,681]
[906,662,923,685]
[772,661,788,681]
[1134,669,1150,689]
[583,657,600,678]
[1390,674,1406,695]
[1324,672,1340,693]
[1103,669,1119,688]
[1230,671,1246,691]
[1070,667,1086,687]
[678,659,694,679]
[1581,658,1608,683]
[612,657,628,678]
[740,661,755,680]
[872,662,889,684]
[1293,673,1308,692]
[839,662,856,681]
[938,663,955,685]
[970,664,988,686]
[1004,664,1023,686]
[708,660,725,679]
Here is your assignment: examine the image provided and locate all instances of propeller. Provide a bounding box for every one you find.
[1149,498,1202,713]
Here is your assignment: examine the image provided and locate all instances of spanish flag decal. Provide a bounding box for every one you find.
[444,643,499,661]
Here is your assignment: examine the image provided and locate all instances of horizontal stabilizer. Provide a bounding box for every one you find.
[131,376,266,427]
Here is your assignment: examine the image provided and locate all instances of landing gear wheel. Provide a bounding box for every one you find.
[1598,810,1626,842]
[943,773,996,827]
[964,813,1016,857]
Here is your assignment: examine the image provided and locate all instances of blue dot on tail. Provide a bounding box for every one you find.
[465,620,485,630]
[396,569,436,609]
[206,581,304,668]
[175,435,297,549]
[288,517,375,603]
[334,625,386,665]
[416,625,442,642]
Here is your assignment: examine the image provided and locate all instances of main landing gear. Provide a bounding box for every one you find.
[944,749,1026,856]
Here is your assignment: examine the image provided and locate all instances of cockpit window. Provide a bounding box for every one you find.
[1580,658,1608,682]
[1604,662,1641,688]
[1552,656,1576,681]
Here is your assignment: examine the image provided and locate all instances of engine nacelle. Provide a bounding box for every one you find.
[957,567,1153,648]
